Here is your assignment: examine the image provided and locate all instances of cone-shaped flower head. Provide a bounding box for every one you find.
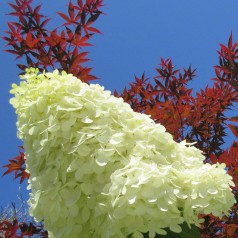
[10,68,235,238]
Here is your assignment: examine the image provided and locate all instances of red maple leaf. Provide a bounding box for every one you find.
[2,147,29,183]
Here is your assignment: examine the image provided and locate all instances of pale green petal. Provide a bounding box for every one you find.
[169,224,182,233]
[82,207,90,222]
[133,231,144,238]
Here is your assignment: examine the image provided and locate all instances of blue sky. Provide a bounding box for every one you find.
[1,0,238,210]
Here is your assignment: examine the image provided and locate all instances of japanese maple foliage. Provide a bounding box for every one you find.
[3,0,103,82]
[2,0,238,237]
[2,146,29,184]
[117,58,237,158]
[0,219,47,238]
[0,200,48,237]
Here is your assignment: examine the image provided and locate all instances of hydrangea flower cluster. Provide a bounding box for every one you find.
[10,68,235,238]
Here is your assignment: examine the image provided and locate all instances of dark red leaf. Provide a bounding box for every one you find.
[229,116,238,122]
[85,26,101,34]
[228,32,233,49]
[40,18,51,28]
[68,1,75,20]
[57,12,71,22]
[2,147,29,183]
[228,124,238,138]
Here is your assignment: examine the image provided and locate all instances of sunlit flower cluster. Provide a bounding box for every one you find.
[10,68,235,238]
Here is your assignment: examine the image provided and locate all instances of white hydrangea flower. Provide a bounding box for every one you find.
[10,68,235,238]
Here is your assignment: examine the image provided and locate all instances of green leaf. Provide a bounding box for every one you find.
[135,223,201,238]
[178,223,201,238]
